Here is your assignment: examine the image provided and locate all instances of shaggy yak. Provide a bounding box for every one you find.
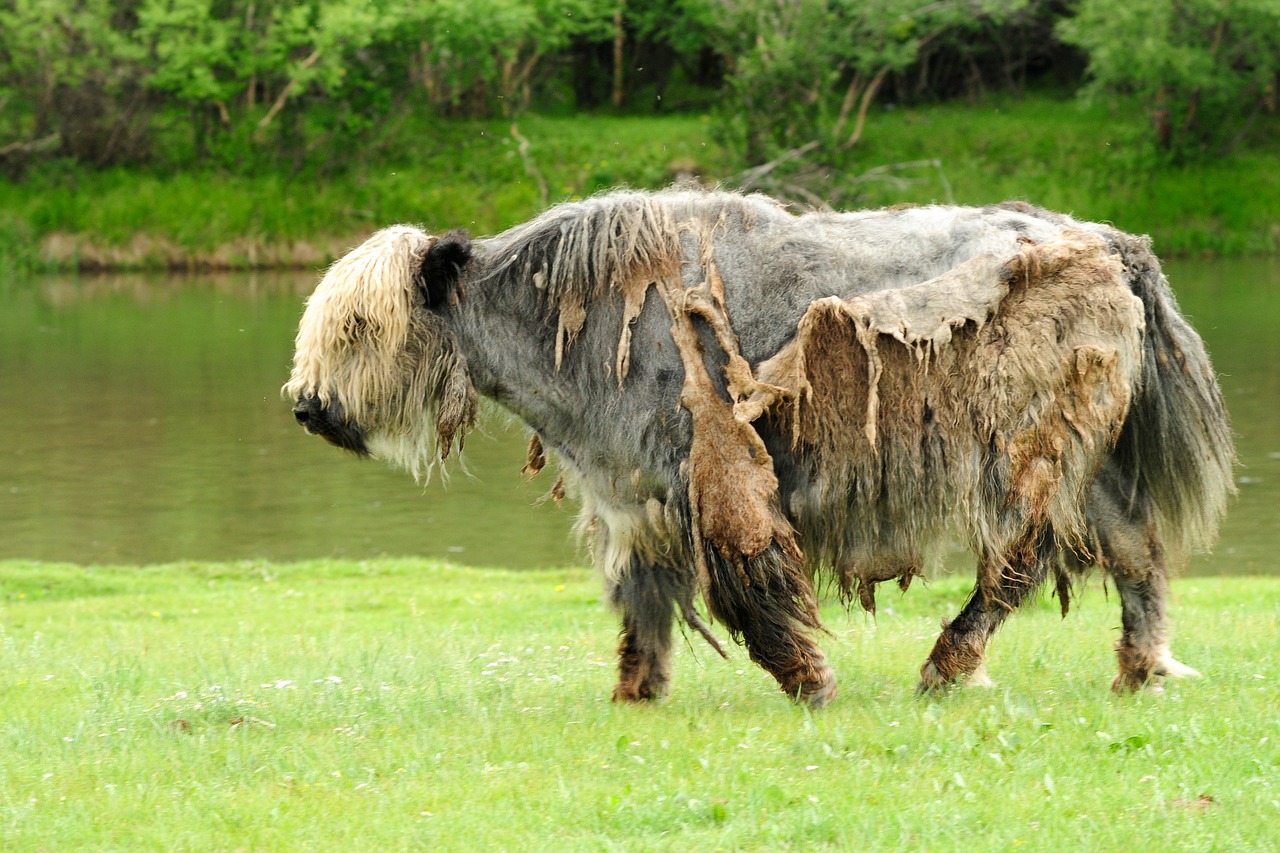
[285,188,1234,706]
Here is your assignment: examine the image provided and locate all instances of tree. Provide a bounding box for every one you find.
[0,0,152,165]
[609,0,723,109]
[135,0,426,166]
[1058,0,1280,156]
[705,0,1028,203]
[413,0,614,116]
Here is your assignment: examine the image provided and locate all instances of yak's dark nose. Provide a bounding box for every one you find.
[293,396,322,430]
[290,395,368,455]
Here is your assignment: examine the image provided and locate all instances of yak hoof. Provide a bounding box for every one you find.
[1112,651,1201,694]
[916,658,991,694]
[797,669,838,709]
[1154,654,1201,679]
[967,663,995,689]
[1110,671,1147,694]
[1111,674,1171,695]
[916,660,955,695]
[611,679,669,704]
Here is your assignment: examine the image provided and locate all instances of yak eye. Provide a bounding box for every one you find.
[347,314,368,340]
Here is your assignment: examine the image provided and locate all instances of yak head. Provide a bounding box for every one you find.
[283,225,477,481]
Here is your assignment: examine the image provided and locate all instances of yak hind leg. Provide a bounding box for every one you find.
[1087,474,1199,693]
[1110,568,1200,693]
[918,534,1053,693]
[705,543,836,708]
[608,558,685,703]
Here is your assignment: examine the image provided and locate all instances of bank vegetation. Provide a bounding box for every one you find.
[1,0,1277,270]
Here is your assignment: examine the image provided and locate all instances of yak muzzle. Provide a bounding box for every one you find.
[292,396,369,456]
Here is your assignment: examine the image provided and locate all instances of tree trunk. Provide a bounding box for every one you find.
[612,4,626,108]
[1152,86,1172,149]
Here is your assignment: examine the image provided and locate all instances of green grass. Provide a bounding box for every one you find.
[1,95,1277,272]
[2,559,1277,850]
[845,96,1280,257]
[0,113,723,271]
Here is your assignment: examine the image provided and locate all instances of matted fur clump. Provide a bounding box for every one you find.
[740,234,1145,609]
[285,187,1234,705]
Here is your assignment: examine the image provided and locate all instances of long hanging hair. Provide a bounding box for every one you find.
[283,225,476,481]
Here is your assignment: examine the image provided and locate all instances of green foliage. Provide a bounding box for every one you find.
[1058,0,1280,157]
[135,0,238,107]
[417,0,615,115]
[624,0,720,58]
[2,0,1277,174]
[905,0,1077,99]
[0,0,152,164]
[709,0,923,160]
[132,0,419,166]
[703,0,1055,204]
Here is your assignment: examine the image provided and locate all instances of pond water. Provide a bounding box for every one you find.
[1,257,1276,573]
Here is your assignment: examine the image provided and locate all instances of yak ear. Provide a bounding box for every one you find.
[420,229,472,309]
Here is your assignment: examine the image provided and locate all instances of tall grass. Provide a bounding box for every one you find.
[2,559,1277,850]
[0,114,721,271]
[848,97,1280,257]
[1,97,1277,272]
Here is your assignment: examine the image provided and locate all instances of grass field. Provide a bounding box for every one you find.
[2,95,1278,273]
[2,559,1276,851]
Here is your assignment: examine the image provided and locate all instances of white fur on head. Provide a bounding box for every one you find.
[286,225,431,421]
[284,225,477,481]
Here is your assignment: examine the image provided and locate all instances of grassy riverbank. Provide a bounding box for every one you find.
[2,558,1277,850]
[2,95,1277,273]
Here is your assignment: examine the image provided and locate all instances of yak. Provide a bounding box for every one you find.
[284,188,1234,706]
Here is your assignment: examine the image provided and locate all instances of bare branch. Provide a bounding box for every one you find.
[510,123,549,209]
[0,133,60,158]
[841,66,889,149]
[254,49,321,141]
[729,139,822,191]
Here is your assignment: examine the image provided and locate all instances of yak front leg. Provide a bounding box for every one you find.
[704,543,837,707]
[738,611,837,708]
[607,558,686,703]
[918,536,1052,692]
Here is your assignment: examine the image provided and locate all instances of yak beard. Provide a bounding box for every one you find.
[365,326,478,483]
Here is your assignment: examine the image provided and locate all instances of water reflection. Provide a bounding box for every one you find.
[1166,256,1280,575]
[0,270,578,569]
[0,258,1275,573]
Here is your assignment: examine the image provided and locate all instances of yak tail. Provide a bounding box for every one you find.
[1108,232,1236,558]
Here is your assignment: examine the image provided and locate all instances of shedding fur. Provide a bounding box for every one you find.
[742,233,1144,601]
[285,187,1233,705]
[658,251,823,645]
